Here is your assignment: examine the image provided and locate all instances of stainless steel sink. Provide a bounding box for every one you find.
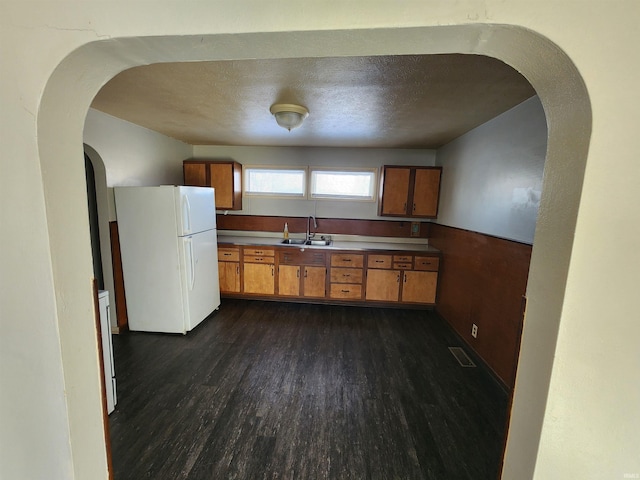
[280,238,333,246]
[305,239,333,246]
[280,238,306,245]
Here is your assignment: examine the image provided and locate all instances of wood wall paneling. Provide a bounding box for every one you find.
[109,221,129,331]
[216,215,430,239]
[429,223,531,389]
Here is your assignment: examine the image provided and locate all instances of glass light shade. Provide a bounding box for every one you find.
[270,104,309,131]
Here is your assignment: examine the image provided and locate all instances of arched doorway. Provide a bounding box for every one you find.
[37,25,591,478]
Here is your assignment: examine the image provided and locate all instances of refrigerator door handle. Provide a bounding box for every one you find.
[185,237,196,290]
[182,194,192,234]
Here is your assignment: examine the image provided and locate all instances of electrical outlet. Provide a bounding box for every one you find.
[471,323,478,338]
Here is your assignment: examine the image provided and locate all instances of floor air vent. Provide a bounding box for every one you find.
[448,347,476,367]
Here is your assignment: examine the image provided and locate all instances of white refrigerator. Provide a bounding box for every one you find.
[114,186,220,334]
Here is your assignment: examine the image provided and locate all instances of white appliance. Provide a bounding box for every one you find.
[114,186,220,334]
[98,290,117,414]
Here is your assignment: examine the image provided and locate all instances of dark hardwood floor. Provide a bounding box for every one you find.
[109,299,508,480]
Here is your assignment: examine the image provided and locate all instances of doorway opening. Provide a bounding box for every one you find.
[37,25,591,478]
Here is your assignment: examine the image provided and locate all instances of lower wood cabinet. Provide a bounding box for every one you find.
[329,253,364,301]
[277,250,327,299]
[243,247,275,295]
[365,253,439,305]
[303,266,326,298]
[365,268,401,302]
[243,263,275,295]
[221,244,438,307]
[218,246,240,293]
[401,271,438,304]
[219,261,240,293]
[278,264,300,296]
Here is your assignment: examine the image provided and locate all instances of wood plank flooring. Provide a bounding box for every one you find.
[109,299,508,480]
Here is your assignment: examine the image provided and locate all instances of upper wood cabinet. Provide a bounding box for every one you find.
[378,166,442,218]
[183,160,242,211]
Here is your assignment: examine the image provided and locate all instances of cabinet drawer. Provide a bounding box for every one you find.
[393,254,413,263]
[244,247,274,257]
[330,253,364,268]
[330,268,363,284]
[330,284,362,299]
[218,247,240,262]
[367,254,393,269]
[414,256,440,271]
[393,262,413,270]
[243,255,274,264]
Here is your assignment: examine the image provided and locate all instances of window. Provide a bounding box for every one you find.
[310,168,377,201]
[244,167,306,197]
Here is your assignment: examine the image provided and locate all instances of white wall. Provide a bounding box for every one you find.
[2,3,638,480]
[436,96,547,244]
[193,145,435,220]
[84,108,193,220]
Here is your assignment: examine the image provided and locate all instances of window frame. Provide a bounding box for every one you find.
[243,165,308,199]
[308,166,378,202]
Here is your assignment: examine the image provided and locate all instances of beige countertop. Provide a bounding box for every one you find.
[217,233,440,254]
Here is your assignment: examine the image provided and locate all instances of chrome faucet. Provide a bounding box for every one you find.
[306,215,317,242]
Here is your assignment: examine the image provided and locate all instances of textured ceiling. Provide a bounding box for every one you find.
[91,54,536,149]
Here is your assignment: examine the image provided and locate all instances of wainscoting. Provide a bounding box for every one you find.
[429,223,531,389]
[216,214,430,238]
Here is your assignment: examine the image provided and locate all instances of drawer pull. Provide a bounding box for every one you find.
[375,260,384,263]
[341,289,350,293]
[343,274,350,277]
[223,253,232,256]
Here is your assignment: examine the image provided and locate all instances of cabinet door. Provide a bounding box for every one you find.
[365,269,400,302]
[303,266,326,298]
[380,167,410,215]
[402,271,437,304]
[279,265,300,296]
[412,168,441,217]
[209,163,234,210]
[243,263,274,295]
[184,163,207,187]
[218,261,240,293]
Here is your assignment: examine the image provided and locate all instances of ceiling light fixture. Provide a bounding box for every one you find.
[270,103,309,131]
